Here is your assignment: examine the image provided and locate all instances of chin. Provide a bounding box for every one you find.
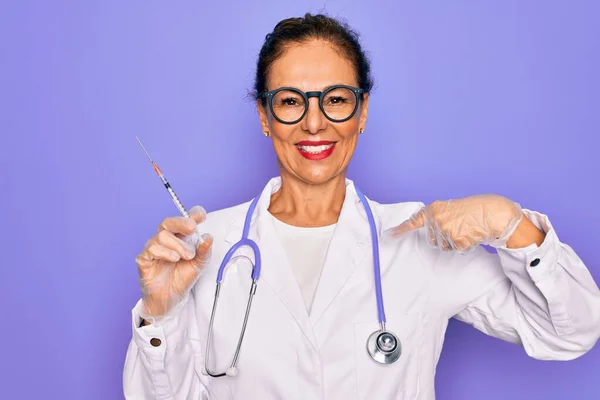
[296,167,343,185]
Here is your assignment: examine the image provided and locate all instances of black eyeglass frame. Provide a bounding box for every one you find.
[260,84,365,124]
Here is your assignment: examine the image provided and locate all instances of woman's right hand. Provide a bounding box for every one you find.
[135,205,214,320]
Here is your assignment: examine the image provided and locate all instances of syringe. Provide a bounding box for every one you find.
[136,136,204,245]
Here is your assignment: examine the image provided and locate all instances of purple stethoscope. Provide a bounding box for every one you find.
[204,187,401,378]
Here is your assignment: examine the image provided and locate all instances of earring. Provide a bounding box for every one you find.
[263,131,270,137]
[359,128,365,134]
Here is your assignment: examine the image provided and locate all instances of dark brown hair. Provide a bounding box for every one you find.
[253,13,374,104]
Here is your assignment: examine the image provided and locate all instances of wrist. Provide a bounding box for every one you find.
[139,318,151,327]
[505,214,546,248]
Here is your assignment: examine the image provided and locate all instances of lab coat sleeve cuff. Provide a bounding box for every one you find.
[496,209,559,283]
[495,210,576,336]
[131,295,191,356]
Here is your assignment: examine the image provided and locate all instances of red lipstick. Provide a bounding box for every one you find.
[295,141,336,161]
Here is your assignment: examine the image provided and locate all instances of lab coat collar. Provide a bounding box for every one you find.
[223,177,382,347]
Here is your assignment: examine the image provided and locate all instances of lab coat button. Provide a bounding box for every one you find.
[150,338,162,347]
[530,258,541,267]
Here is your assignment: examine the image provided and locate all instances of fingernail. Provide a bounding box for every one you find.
[186,245,196,258]
[382,228,399,240]
[190,205,207,218]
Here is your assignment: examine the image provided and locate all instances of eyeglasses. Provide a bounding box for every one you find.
[260,85,364,124]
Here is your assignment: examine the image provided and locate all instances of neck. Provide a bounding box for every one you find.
[268,170,347,227]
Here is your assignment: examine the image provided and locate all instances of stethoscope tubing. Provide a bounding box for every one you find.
[205,186,396,377]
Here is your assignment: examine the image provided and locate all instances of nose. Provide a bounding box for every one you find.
[301,97,327,134]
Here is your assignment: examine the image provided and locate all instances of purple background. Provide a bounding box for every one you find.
[1,1,599,399]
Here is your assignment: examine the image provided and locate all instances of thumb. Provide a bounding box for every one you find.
[188,205,207,224]
[192,233,214,266]
[385,207,426,238]
[181,206,208,250]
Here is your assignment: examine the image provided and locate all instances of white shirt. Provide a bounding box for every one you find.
[123,177,600,400]
[269,213,336,313]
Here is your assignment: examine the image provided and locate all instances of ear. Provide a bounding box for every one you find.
[358,93,369,131]
[257,101,270,135]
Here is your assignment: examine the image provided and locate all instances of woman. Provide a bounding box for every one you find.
[123,14,600,399]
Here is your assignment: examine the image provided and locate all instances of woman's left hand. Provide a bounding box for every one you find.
[386,195,523,252]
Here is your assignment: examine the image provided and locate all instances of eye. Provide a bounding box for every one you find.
[281,97,299,106]
[273,90,305,108]
[328,96,348,105]
[323,87,355,107]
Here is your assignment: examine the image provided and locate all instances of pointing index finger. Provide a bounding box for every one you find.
[388,207,427,237]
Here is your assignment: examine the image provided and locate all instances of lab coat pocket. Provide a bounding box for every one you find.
[354,313,422,400]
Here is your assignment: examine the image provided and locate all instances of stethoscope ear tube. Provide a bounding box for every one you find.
[204,282,226,378]
[204,253,259,378]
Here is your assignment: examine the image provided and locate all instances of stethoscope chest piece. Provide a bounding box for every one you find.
[367,330,401,364]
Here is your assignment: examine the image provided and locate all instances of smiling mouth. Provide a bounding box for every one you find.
[294,141,337,160]
[295,143,336,154]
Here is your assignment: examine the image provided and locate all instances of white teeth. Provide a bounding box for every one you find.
[296,143,335,154]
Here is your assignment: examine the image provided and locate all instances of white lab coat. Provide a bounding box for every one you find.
[123,177,600,400]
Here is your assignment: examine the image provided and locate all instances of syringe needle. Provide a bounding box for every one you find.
[136,136,154,163]
[136,136,204,246]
